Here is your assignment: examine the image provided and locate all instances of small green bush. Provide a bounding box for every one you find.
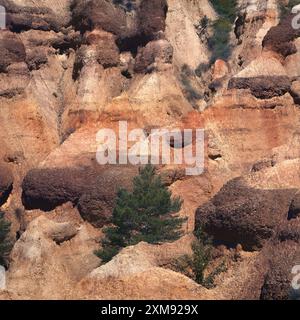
[171,227,227,288]
[0,212,12,266]
[208,0,238,64]
[191,228,214,285]
[210,0,237,23]
[180,64,202,107]
[209,18,233,63]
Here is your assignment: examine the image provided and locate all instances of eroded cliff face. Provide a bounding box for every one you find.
[0,0,300,300]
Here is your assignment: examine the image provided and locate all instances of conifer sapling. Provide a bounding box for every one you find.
[96,165,186,263]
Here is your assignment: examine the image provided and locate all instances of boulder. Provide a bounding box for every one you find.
[1,0,71,32]
[195,177,297,250]
[71,0,168,47]
[0,30,30,97]
[22,167,85,211]
[71,0,130,36]
[263,13,300,58]
[83,29,120,68]
[228,76,291,99]
[0,31,26,73]
[138,0,168,36]
[78,192,113,228]
[134,39,173,73]
[227,55,291,99]
[22,165,138,227]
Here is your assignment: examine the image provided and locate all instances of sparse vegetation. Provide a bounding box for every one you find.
[195,1,237,70]
[171,227,227,288]
[0,212,12,266]
[180,64,203,107]
[195,63,210,78]
[192,228,214,285]
[195,15,211,39]
[208,0,238,64]
[95,165,186,263]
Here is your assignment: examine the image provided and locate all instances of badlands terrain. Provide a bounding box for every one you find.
[0,0,300,300]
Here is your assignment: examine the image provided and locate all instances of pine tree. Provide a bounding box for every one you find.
[0,211,11,266]
[96,165,186,263]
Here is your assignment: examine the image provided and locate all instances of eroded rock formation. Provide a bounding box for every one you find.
[0,0,300,300]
